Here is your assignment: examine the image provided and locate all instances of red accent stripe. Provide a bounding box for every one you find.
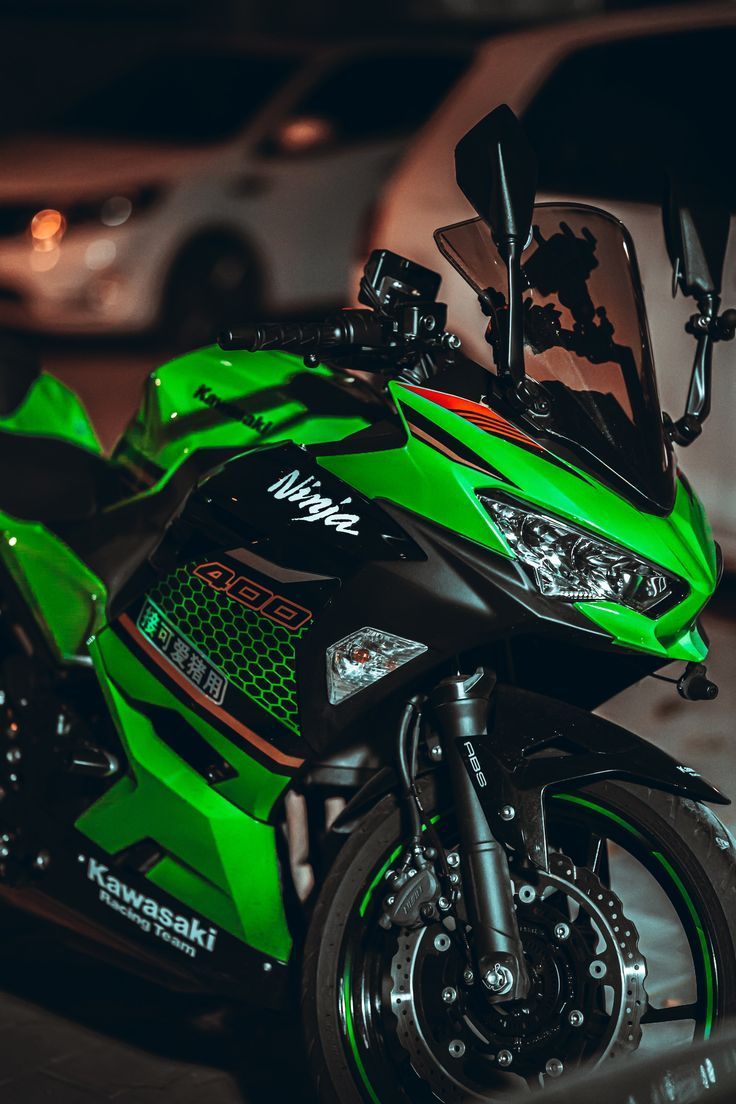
[400,385,542,450]
[118,614,304,771]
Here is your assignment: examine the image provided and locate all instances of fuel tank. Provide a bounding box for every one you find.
[114,344,381,485]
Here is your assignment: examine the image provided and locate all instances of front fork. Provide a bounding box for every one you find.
[431,669,530,1003]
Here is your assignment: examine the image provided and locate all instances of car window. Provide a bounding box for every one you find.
[44,54,299,145]
[522,28,736,206]
[263,53,471,155]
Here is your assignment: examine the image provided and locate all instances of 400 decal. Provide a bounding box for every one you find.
[192,562,312,631]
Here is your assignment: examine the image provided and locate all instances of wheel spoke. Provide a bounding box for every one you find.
[641,1001,699,1024]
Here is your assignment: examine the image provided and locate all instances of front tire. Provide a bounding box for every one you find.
[303,778,736,1103]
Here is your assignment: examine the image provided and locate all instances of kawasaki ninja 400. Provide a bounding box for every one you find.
[1,105,736,1100]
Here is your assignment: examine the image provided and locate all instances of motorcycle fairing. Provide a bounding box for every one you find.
[313,378,716,665]
[116,345,381,484]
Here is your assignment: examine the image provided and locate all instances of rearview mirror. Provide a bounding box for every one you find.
[664,173,731,301]
[455,103,537,255]
[454,104,537,396]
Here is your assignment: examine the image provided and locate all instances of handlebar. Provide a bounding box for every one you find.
[219,310,386,353]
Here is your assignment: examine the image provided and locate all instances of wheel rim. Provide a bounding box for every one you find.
[339,795,721,1102]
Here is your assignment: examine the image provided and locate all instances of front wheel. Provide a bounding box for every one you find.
[303,778,736,1103]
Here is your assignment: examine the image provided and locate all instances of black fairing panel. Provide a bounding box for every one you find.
[149,444,663,758]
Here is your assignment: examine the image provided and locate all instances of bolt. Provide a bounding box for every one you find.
[447,852,460,868]
[568,1009,584,1028]
[263,962,273,973]
[34,850,50,872]
[385,895,396,906]
[518,885,536,904]
[434,933,451,953]
[430,745,443,761]
[500,805,516,821]
[0,846,8,860]
[438,896,451,911]
[407,868,417,878]
[463,968,474,985]
[442,986,457,1004]
[497,1049,513,1068]
[545,1058,564,1078]
[422,315,437,332]
[6,747,20,764]
[449,872,460,885]
[448,1039,465,1059]
[483,964,514,996]
[554,922,570,941]
[589,960,607,979]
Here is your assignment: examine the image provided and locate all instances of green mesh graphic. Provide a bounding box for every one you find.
[147,567,306,735]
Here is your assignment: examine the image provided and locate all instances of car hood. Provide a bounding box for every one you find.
[0,135,214,200]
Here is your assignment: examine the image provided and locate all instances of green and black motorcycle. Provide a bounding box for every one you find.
[1,105,735,1100]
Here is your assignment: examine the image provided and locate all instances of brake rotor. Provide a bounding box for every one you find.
[389,852,647,1100]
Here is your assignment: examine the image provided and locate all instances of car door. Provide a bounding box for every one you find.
[237,49,472,311]
[520,26,736,559]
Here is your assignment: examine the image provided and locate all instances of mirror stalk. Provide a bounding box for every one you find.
[502,237,527,396]
[667,293,736,447]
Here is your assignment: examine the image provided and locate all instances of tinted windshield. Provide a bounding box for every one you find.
[44,54,298,144]
[435,204,674,510]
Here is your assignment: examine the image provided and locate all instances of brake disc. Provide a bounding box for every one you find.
[389,852,647,1101]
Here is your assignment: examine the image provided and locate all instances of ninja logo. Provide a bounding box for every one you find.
[267,469,360,536]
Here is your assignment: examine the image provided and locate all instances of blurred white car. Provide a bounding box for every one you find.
[0,41,471,347]
[360,3,736,561]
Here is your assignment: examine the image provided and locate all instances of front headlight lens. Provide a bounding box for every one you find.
[480,494,687,617]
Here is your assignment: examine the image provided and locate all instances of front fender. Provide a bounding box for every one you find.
[471,685,728,869]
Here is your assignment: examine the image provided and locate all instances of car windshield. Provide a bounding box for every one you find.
[40,53,298,145]
[435,204,675,510]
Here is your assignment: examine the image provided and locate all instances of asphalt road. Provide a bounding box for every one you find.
[0,341,733,1103]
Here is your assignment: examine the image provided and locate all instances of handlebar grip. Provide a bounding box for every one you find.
[218,323,318,352]
[219,311,387,353]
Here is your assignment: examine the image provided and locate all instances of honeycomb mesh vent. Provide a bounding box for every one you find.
[147,567,306,734]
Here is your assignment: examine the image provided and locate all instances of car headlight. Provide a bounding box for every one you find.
[479,494,687,618]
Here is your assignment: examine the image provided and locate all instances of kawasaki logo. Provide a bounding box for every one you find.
[82,856,218,958]
[267,469,360,536]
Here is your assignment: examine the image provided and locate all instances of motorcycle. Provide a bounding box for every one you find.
[0,104,735,1101]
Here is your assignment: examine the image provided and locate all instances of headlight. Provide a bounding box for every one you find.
[479,494,687,618]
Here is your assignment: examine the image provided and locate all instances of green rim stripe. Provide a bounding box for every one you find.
[553,792,647,842]
[359,844,402,918]
[554,793,716,1039]
[650,850,715,1039]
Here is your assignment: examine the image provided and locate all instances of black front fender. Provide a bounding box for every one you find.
[470,685,728,869]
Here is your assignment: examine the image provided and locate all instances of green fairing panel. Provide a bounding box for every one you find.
[77,628,293,962]
[317,382,717,664]
[119,345,372,475]
[0,371,102,455]
[0,511,106,660]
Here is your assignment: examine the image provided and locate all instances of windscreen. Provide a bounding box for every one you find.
[435,204,674,510]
